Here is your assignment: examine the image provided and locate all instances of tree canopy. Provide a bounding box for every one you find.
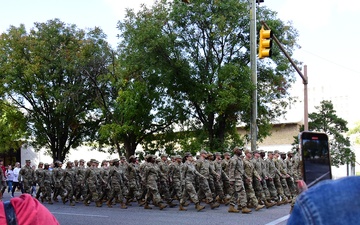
[308,100,355,167]
[0,19,112,161]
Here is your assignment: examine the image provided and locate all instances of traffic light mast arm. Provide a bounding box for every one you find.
[261,21,307,84]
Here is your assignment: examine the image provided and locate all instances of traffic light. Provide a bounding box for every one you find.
[258,26,272,59]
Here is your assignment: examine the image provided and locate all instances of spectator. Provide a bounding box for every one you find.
[287,176,360,225]
[6,166,14,194]
[0,193,59,225]
[11,163,23,198]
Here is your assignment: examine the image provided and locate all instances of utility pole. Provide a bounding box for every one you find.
[250,0,257,151]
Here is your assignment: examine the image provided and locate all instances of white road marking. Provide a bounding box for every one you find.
[265,215,290,225]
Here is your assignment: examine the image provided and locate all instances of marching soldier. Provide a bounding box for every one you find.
[19,159,35,194]
[243,149,265,211]
[227,147,251,213]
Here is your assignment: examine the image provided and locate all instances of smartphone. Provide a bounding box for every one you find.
[299,131,332,187]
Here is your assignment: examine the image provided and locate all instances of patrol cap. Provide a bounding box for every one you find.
[259,150,265,154]
[253,150,259,154]
[233,146,243,152]
[223,152,231,156]
[38,162,44,165]
[244,148,251,154]
[274,150,280,154]
[267,151,274,154]
[129,155,136,160]
[120,156,126,160]
[200,150,208,155]
[160,154,168,158]
[174,155,182,159]
[214,152,221,156]
[44,163,49,166]
[79,159,85,162]
[90,159,97,163]
[207,152,213,156]
[280,152,286,155]
[184,152,192,157]
[25,159,31,163]
[112,158,120,163]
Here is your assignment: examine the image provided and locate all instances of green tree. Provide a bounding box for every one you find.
[0,101,28,153]
[348,121,360,145]
[116,0,299,153]
[308,100,355,167]
[0,19,112,161]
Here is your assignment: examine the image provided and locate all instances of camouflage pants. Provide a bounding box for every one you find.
[266,178,279,201]
[253,179,266,202]
[159,179,171,202]
[286,177,298,197]
[126,180,141,200]
[274,176,286,200]
[197,177,213,203]
[229,180,247,208]
[244,180,259,207]
[108,182,124,202]
[181,180,199,204]
[85,182,99,202]
[146,180,162,205]
[22,180,32,194]
[64,182,74,200]
[171,179,182,200]
[281,178,291,198]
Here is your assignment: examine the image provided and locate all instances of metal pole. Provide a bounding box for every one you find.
[250,0,257,151]
[303,65,308,131]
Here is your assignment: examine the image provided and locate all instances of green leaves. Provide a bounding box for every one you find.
[308,100,354,167]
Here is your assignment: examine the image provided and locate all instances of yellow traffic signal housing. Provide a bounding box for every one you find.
[258,26,272,59]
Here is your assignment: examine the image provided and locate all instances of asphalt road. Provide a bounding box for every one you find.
[3,192,290,225]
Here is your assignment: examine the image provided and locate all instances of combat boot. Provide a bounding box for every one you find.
[195,203,205,211]
[120,202,128,209]
[183,201,190,207]
[70,200,75,206]
[138,199,146,206]
[241,207,252,214]
[210,201,220,209]
[158,203,167,210]
[144,202,152,209]
[179,203,187,211]
[167,201,177,208]
[106,200,113,208]
[95,200,103,207]
[255,204,265,211]
[228,205,240,213]
[62,196,68,204]
[125,198,132,206]
[265,200,276,208]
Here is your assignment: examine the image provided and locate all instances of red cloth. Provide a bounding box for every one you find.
[0,194,59,225]
[0,201,6,225]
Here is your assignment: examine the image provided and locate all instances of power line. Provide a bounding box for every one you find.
[300,48,360,75]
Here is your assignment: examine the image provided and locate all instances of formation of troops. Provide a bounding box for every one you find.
[16,147,301,213]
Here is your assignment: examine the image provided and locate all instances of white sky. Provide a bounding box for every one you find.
[1,0,359,125]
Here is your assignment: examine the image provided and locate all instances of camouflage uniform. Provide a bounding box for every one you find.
[228,151,248,210]
[19,160,35,194]
[84,160,101,206]
[157,155,174,205]
[252,154,267,204]
[180,156,205,211]
[275,153,291,199]
[106,159,127,209]
[243,152,263,210]
[52,161,66,202]
[35,163,45,200]
[74,159,86,201]
[63,162,76,206]
[125,156,142,204]
[143,157,166,209]
[195,151,219,208]
[285,153,298,198]
[168,155,183,201]
[42,164,54,204]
